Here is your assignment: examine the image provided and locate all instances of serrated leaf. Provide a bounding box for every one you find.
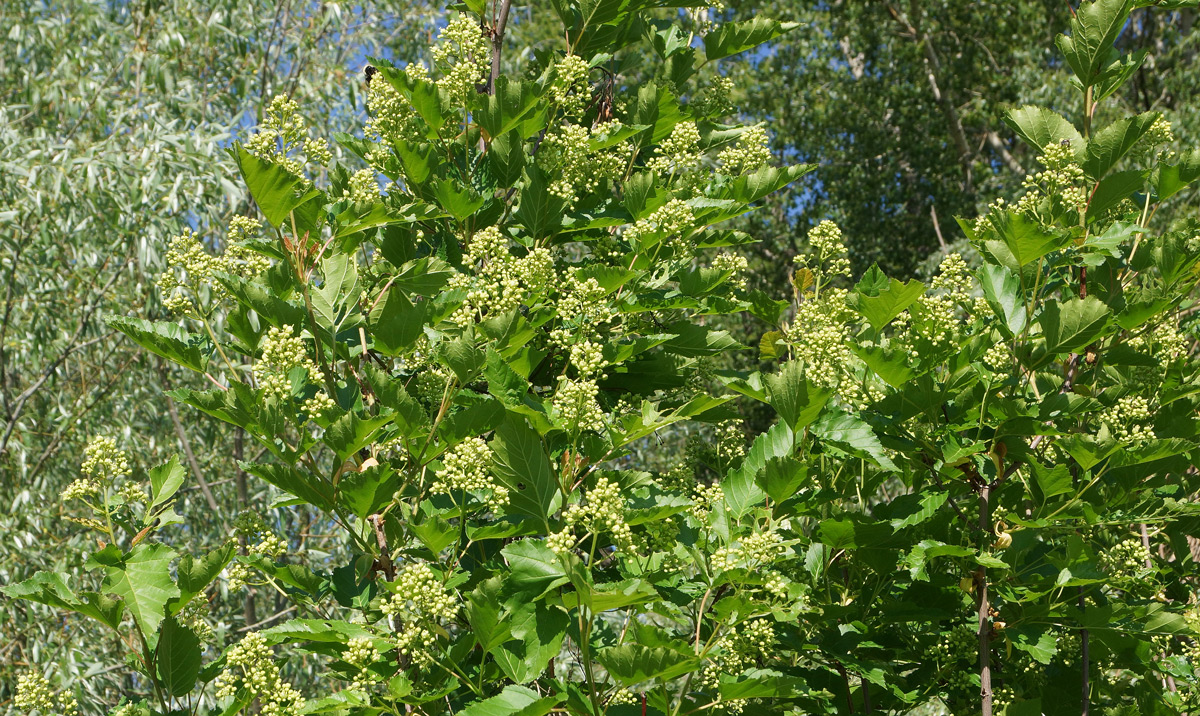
[1003,106,1084,159]
[596,644,699,686]
[703,18,800,61]
[157,616,201,696]
[92,543,180,638]
[107,316,209,373]
[1039,295,1112,354]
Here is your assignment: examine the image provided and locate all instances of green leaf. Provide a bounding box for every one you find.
[729,164,815,204]
[851,344,916,389]
[107,316,209,373]
[1155,148,1200,201]
[977,264,1027,336]
[1003,106,1084,159]
[324,413,392,463]
[500,540,569,598]
[492,602,569,684]
[1039,295,1112,354]
[491,416,560,523]
[703,18,800,61]
[477,77,543,140]
[337,465,400,520]
[232,145,323,228]
[369,288,427,356]
[91,543,180,638]
[457,686,561,716]
[465,578,513,652]
[147,455,186,512]
[2,572,125,630]
[174,544,236,611]
[985,210,1070,268]
[763,361,832,431]
[755,456,808,505]
[813,410,896,470]
[596,644,699,686]
[1010,628,1057,665]
[847,265,925,331]
[157,616,202,696]
[1083,112,1159,179]
[722,421,793,517]
[1055,0,1135,86]
[242,462,336,511]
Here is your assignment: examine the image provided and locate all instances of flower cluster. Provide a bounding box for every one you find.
[549,54,591,116]
[718,125,771,175]
[1100,538,1150,584]
[178,597,214,641]
[214,631,305,716]
[552,377,606,433]
[693,75,733,117]
[624,199,695,257]
[447,226,554,327]
[798,220,852,282]
[252,325,323,400]
[302,391,337,420]
[983,340,1014,373]
[556,268,616,327]
[158,223,269,316]
[432,13,490,100]
[15,671,77,716]
[364,63,427,147]
[713,252,749,289]
[648,121,702,179]
[901,295,959,357]
[433,437,507,511]
[381,562,458,668]
[701,619,776,694]
[61,436,131,505]
[784,295,851,387]
[548,477,634,554]
[233,510,288,557]
[931,625,977,667]
[1015,142,1087,218]
[714,420,747,467]
[225,562,256,592]
[1099,395,1156,444]
[691,483,724,520]
[540,123,626,208]
[930,253,972,304]
[344,168,381,204]
[244,95,325,178]
[711,530,783,572]
[343,636,382,691]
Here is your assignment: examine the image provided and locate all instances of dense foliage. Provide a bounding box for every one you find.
[5,1,1200,716]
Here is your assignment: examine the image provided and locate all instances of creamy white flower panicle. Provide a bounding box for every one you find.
[648,121,702,178]
[214,632,305,716]
[447,226,554,327]
[624,199,695,257]
[784,292,852,387]
[15,671,77,716]
[252,325,323,400]
[694,75,734,117]
[381,562,458,668]
[718,125,771,175]
[1015,142,1087,217]
[364,64,427,148]
[62,436,130,504]
[158,221,270,316]
[432,13,490,100]
[1100,395,1156,444]
[549,54,591,117]
[345,168,382,204]
[244,94,325,178]
[540,123,626,208]
[233,510,288,558]
[343,636,382,691]
[713,252,749,289]
[930,253,972,304]
[433,436,508,511]
[549,477,634,555]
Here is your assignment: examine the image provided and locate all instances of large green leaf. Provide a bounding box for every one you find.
[1055,0,1135,86]
[90,543,180,638]
[596,644,699,686]
[703,18,800,61]
[107,316,209,374]
[147,455,186,513]
[1155,148,1200,201]
[1083,112,1159,179]
[492,602,569,684]
[1003,106,1084,159]
[369,288,427,356]
[173,543,236,611]
[763,360,832,431]
[723,421,793,517]
[847,264,926,331]
[1039,295,1112,354]
[457,686,561,716]
[2,572,125,631]
[157,616,202,696]
[985,210,1069,268]
[232,145,320,229]
[476,77,543,140]
[812,410,896,470]
[491,416,560,523]
[977,264,1027,336]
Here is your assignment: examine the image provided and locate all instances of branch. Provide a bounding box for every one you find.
[986,131,1025,175]
[488,0,514,94]
[159,362,222,516]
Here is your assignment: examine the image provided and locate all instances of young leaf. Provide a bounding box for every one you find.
[89,543,180,639]
[763,360,833,431]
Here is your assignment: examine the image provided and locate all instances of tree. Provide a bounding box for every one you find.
[7,1,1200,715]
